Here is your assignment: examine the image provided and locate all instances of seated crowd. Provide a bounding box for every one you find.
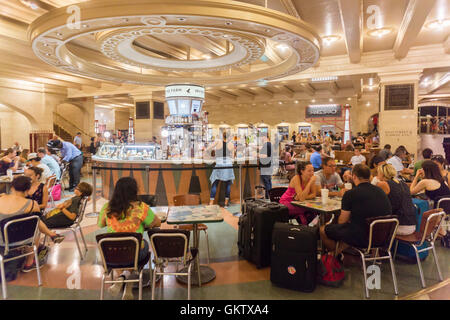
[279,141,449,260]
[0,141,93,275]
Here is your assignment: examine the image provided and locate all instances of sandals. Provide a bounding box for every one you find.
[51,234,65,244]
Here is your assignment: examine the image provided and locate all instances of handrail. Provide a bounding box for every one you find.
[53,112,90,140]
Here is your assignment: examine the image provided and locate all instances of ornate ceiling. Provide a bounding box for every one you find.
[0,0,449,109]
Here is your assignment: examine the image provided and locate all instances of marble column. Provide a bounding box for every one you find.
[378,70,422,158]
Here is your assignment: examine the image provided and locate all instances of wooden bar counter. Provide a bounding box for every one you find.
[92,157,260,206]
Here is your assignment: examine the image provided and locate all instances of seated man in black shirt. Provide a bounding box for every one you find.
[319,164,392,256]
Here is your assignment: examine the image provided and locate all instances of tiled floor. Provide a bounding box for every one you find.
[4,174,450,300]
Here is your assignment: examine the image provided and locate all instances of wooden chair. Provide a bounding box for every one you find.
[172,194,210,265]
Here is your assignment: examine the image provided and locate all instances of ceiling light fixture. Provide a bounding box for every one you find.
[347,97,351,101]
[177,17,186,21]
[295,100,299,104]
[425,19,450,30]
[311,99,316,103]
[225,21,232,26]
[278,101,282,105]
[329,98,333,102]
[276,43,289,51]
[322,35,341,45]
[367,27,392,38]
[311,76,338,82]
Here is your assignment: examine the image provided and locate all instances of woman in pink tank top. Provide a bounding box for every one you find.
[280,161,318,224]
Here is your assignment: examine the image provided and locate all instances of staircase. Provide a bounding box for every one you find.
[53,123,73,142]
[53,112,90,144]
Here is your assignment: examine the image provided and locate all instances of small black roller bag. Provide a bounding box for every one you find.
[270,222,318,292]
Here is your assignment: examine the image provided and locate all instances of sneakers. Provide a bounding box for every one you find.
[108,275,125,297]
[122,282,134,300]
[51,234,65,244]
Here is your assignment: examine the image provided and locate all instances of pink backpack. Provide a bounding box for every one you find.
[51,184,62,201]
[317,254,345,287]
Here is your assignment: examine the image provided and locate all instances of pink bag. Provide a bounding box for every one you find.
[51,184,61,201]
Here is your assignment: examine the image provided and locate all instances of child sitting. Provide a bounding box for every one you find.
[42,182,93,228]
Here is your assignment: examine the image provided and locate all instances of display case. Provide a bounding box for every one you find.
[95,143,161,160]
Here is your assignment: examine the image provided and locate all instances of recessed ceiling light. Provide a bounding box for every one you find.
[223,35,229,38]
[329,98,333,102]
[82,24,89,28]
[276,44,289,51]
[425,19,450,30]
[366,102,371,106]
[311,99,316,103]
[56,32,62,36]
[311,76,338,82]
[177,17,186,21]
[278,101,282,105]
[225,21,232,26]
[295,100,299,104]
[43,43,48,47]
[367,27,392,38]
[322,35,341,45]
[123,18,129,22]
[347,97,351,101]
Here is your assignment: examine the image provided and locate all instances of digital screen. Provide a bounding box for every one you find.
[168,100,177,114]
[178,99,190,114]
[191,100,202,113]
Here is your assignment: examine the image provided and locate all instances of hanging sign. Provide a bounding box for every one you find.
[165,84,205,99]
[306,104,342,118]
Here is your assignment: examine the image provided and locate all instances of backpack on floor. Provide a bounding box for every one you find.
[317,254,345,287]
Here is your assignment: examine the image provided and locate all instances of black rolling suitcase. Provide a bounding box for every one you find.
[238,199,289,268]
[270,222,318,292]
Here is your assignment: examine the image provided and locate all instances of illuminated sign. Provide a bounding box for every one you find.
[165,84,205,99]
[306,104,342,118]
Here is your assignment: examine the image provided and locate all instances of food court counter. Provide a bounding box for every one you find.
[92,157,260,206]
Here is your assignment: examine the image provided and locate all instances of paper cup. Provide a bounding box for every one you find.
[344,183,352,190]
[321,189,329,204]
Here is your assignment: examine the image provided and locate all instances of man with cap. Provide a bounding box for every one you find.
[47,139,83,192]
[37,147,61,180]
[27,153,52,183]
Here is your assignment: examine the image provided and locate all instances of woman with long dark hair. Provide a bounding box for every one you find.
[431,155,450,185]
[279,161,317,224]
[98,177,161,300]
[410,160,450,204]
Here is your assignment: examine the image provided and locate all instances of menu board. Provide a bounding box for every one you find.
[384,84,414,110]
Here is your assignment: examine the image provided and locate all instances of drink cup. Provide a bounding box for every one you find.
[321,189,329,204]
[345,183,352,190]
[6,169,12,179]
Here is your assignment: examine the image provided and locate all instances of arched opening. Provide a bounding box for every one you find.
[0,102,36,150]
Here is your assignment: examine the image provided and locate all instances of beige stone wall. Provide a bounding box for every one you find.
[0,110,32,150]
[114,110,130,130]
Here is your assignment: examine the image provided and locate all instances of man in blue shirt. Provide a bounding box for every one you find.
[310,145,322,171]
[47,139,83,192]
[37,147,61,180]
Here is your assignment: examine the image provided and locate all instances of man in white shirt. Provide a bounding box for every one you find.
[73,132,82,149]
[27,153,52,183]
[386,147,413,176]
[349,149,366,166]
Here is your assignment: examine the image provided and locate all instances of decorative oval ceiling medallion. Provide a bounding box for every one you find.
[28,0,321,86]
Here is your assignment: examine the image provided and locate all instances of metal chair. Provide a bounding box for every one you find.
[59,163,69,197]
[268,187,287,203]
[148,229,199,300]
[96,232,149,300]
[0,214,41,299]
[436,197,450,240]
[173,194,210,265]
[43,196,89,259]
[393,209,446,288]
[345,215,399,299]
[46,174,58,208]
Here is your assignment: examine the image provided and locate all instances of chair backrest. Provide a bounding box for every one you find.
[418,209,446,245]
[437,197,450,216]
[148,229,190,263]
[0,213,39,256]
[96,232,142,270]
[365,215,399,252]
[268,187,288,203]
[74,196,89,225]
[173,194,201,206]
[46,174,57,190]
